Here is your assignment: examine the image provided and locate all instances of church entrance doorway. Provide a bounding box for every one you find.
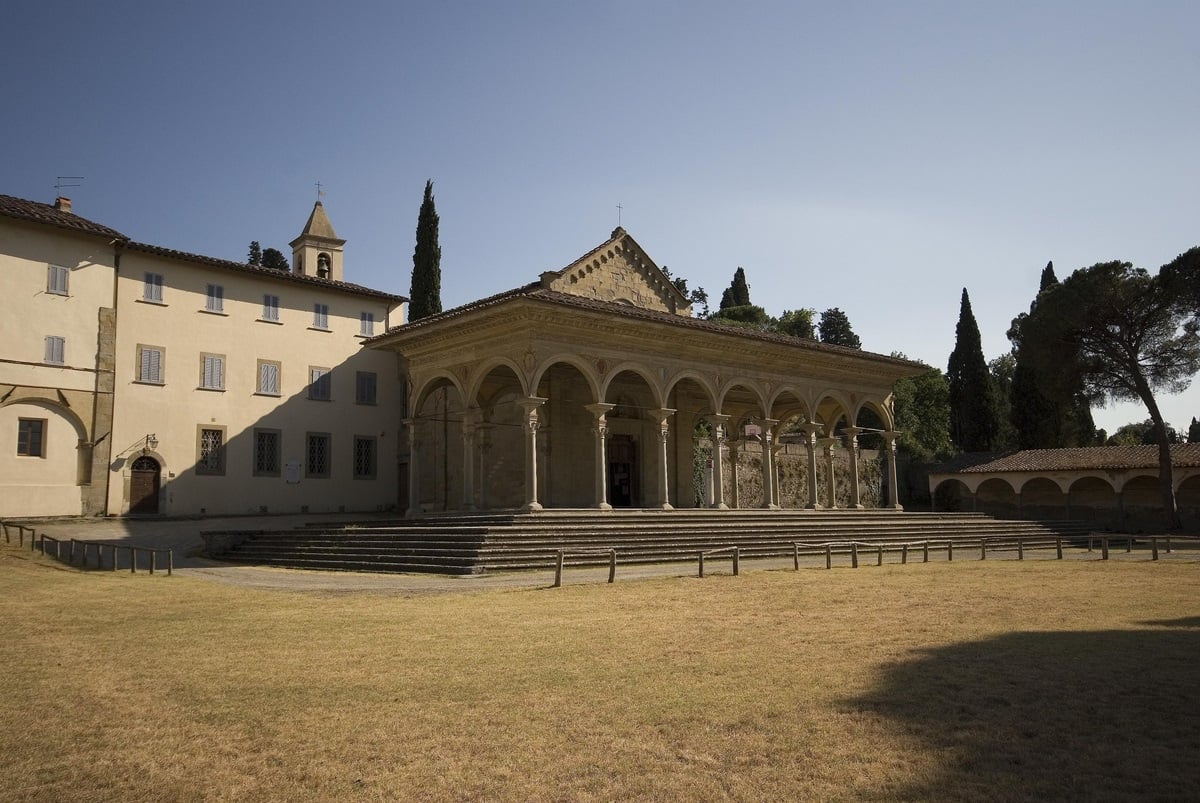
[129,456,160,514]
[608,434,639,507]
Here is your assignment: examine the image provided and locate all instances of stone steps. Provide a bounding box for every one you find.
[212,511,1097,575]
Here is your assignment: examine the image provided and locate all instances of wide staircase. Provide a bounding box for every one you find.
[207,510,1097,575]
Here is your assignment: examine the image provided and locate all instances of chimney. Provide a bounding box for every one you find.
[54,197,72,214]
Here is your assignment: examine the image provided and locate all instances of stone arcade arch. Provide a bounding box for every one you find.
[368,228,926,516]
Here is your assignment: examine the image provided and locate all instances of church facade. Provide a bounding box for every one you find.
[2,193,922,520]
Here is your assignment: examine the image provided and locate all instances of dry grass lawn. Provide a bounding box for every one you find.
[2,544,1198,802]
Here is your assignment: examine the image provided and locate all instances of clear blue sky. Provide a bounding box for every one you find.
[4,1,1197,436]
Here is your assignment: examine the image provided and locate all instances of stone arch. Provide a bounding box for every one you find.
[1121,474,1162,532]
[600,361,664,409]
[467,357,529,405]
[715,378,767,419]
[977,477,1019,518]
[602,367,669,508]
[1177,473,1200,531]
[810,390,853,435]
[932,477,973,512]
[411,371,466,415]
[665,374,718,509]
[1069,475,1119,528]
[766,385,814,421]
[0,396,88,443]
[0,398,91,517]
[1020,476,1067,520]
[532,353,601,404]
[535,360,602,508]
[410,376,468,514]
[663,369,718,414]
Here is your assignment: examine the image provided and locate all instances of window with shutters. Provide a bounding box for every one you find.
[204,284,224,313]
[308,366,331,401]
[143,273,164,303]
[253,429,282,476]
[359,311,374,336]
[353,436,377,479]
[261,294,280,322]
[44,335,65,365]
[136,344,165,384]
[199,353,225,390]
[355,371,377,405]
[47,264,69,295]
[196,426,226,475]
[17,419,46,457]
[306,432,331,478]
[312,303,329,330]
[256,360,281,396]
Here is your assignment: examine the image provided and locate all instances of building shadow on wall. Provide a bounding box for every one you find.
[844,620,1200,799]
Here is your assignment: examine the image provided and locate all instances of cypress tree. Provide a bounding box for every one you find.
[247,241,262,266]
[719,267,751,310]
[947,288,1001,451]
[818,307,862,349]
[409,179,442,321]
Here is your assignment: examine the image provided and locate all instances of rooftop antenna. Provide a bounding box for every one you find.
[55,176,84,194]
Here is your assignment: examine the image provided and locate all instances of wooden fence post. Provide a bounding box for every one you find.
[981,538,987,560]
[825,544,832,570]
[1126,537,1133,554]
[851,543,859,569]
[947,541,954,562]
[733,547,740,576]
[553,549,564,587]
[130,547,137,574]
[111,544,118,571]
[699,552,705,578]
[901,544,908,564]
[149,550,156,575]
[1166,537,1172,554]
[1151,537,1159,561]
[608,549,616,583]
[1018,537,1024,561]
[877,544,883,566]
[793,543,800,571]
[923,541,929,563]
[69,539,77,564]
[1101,538,1109,560]
[1056,537,1063,560]
[1088,534,1094,553]
[30,529,37,553]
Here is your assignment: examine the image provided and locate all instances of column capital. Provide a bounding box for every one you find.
[649,407,676,424]
[703,412,731,426]
[841,425,864,439]
[518,396,548,413]
[800,421,825,437]
[584,402,615,419]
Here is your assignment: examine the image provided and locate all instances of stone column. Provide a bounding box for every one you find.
[706,414,730,510]
[820,437,839,509]
[519,397,547,512]
[842,427,864,509]
[758,419,780,509]
[882,431,903,510]
[771,440,784,508]
[585,403,615,510]
[477,424,492,511]
[728,440,741,509]
[651,408,676,510]
[800,423,822,509]
[404,418,421,518]
[461,410,480,511]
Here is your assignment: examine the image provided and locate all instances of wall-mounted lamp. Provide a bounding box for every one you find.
[143,433,159,454]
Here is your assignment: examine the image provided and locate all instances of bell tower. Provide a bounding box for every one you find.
[289,201,346,282]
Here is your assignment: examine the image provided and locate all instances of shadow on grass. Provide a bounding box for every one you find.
[847,621,1200,800]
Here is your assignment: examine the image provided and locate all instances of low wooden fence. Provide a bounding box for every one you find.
[552,548,617,587]
[3,522,172,575]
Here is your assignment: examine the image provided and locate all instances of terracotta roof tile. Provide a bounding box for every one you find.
[124,241,406,302]
[0,194,127,241]
[945,445,1200,473]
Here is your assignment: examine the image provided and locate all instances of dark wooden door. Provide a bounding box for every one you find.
[608,435,638,507]
[129,456,160,514]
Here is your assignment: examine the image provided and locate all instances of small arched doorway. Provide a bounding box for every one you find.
[129,456,161,514]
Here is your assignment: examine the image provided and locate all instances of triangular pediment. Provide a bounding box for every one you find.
[539,227,691,316]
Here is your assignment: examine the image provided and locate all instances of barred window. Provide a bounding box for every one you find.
[253,429,281,476]
[306,433,331,478]
[355,371,377,405]
[353,436,377,479]
[197,427,225,475]
[262,294,280,322]
[205,284,224,313]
